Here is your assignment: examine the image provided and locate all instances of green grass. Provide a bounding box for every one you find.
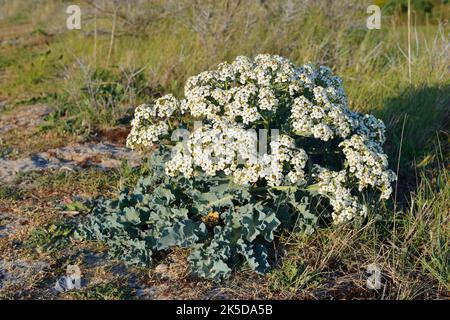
[0,0,448,299]
[23,222,75,254]
[62,282,133,300]
[1,1,448,133]
[268,260,321,293]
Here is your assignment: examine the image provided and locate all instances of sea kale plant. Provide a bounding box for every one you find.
[77,54,396,280]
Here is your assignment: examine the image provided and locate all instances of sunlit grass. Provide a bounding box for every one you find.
[0,0,448,299]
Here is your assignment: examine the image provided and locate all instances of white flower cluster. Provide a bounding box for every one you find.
[313,166,368,223]
[339,134,396,199]
[127,54,396,223]
[290,93,355,141]
[355,113,387,144]
[126,94,180,148]
[166,123,308,187]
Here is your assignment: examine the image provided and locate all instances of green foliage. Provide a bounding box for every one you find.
[268,260,319,293]
[76,149,320,281]
[24,223,75,253]
[79,68,148,114]
[39,67,151,135]
[0,184,25,200]
[62,201,92,215]
[63,282,132,300]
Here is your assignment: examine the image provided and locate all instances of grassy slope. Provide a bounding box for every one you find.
[0,0,448,299]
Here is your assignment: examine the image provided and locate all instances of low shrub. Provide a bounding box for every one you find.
[77,55,396,280]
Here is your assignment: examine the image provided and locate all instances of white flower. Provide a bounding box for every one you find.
[313,166,368,223]
[258,87,278,111]
[154,94,180,118]
[339,134,396,198]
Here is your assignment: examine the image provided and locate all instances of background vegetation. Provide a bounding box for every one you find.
[0,0,448,299]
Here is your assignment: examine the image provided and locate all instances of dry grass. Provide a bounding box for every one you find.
[0,0,448,300]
